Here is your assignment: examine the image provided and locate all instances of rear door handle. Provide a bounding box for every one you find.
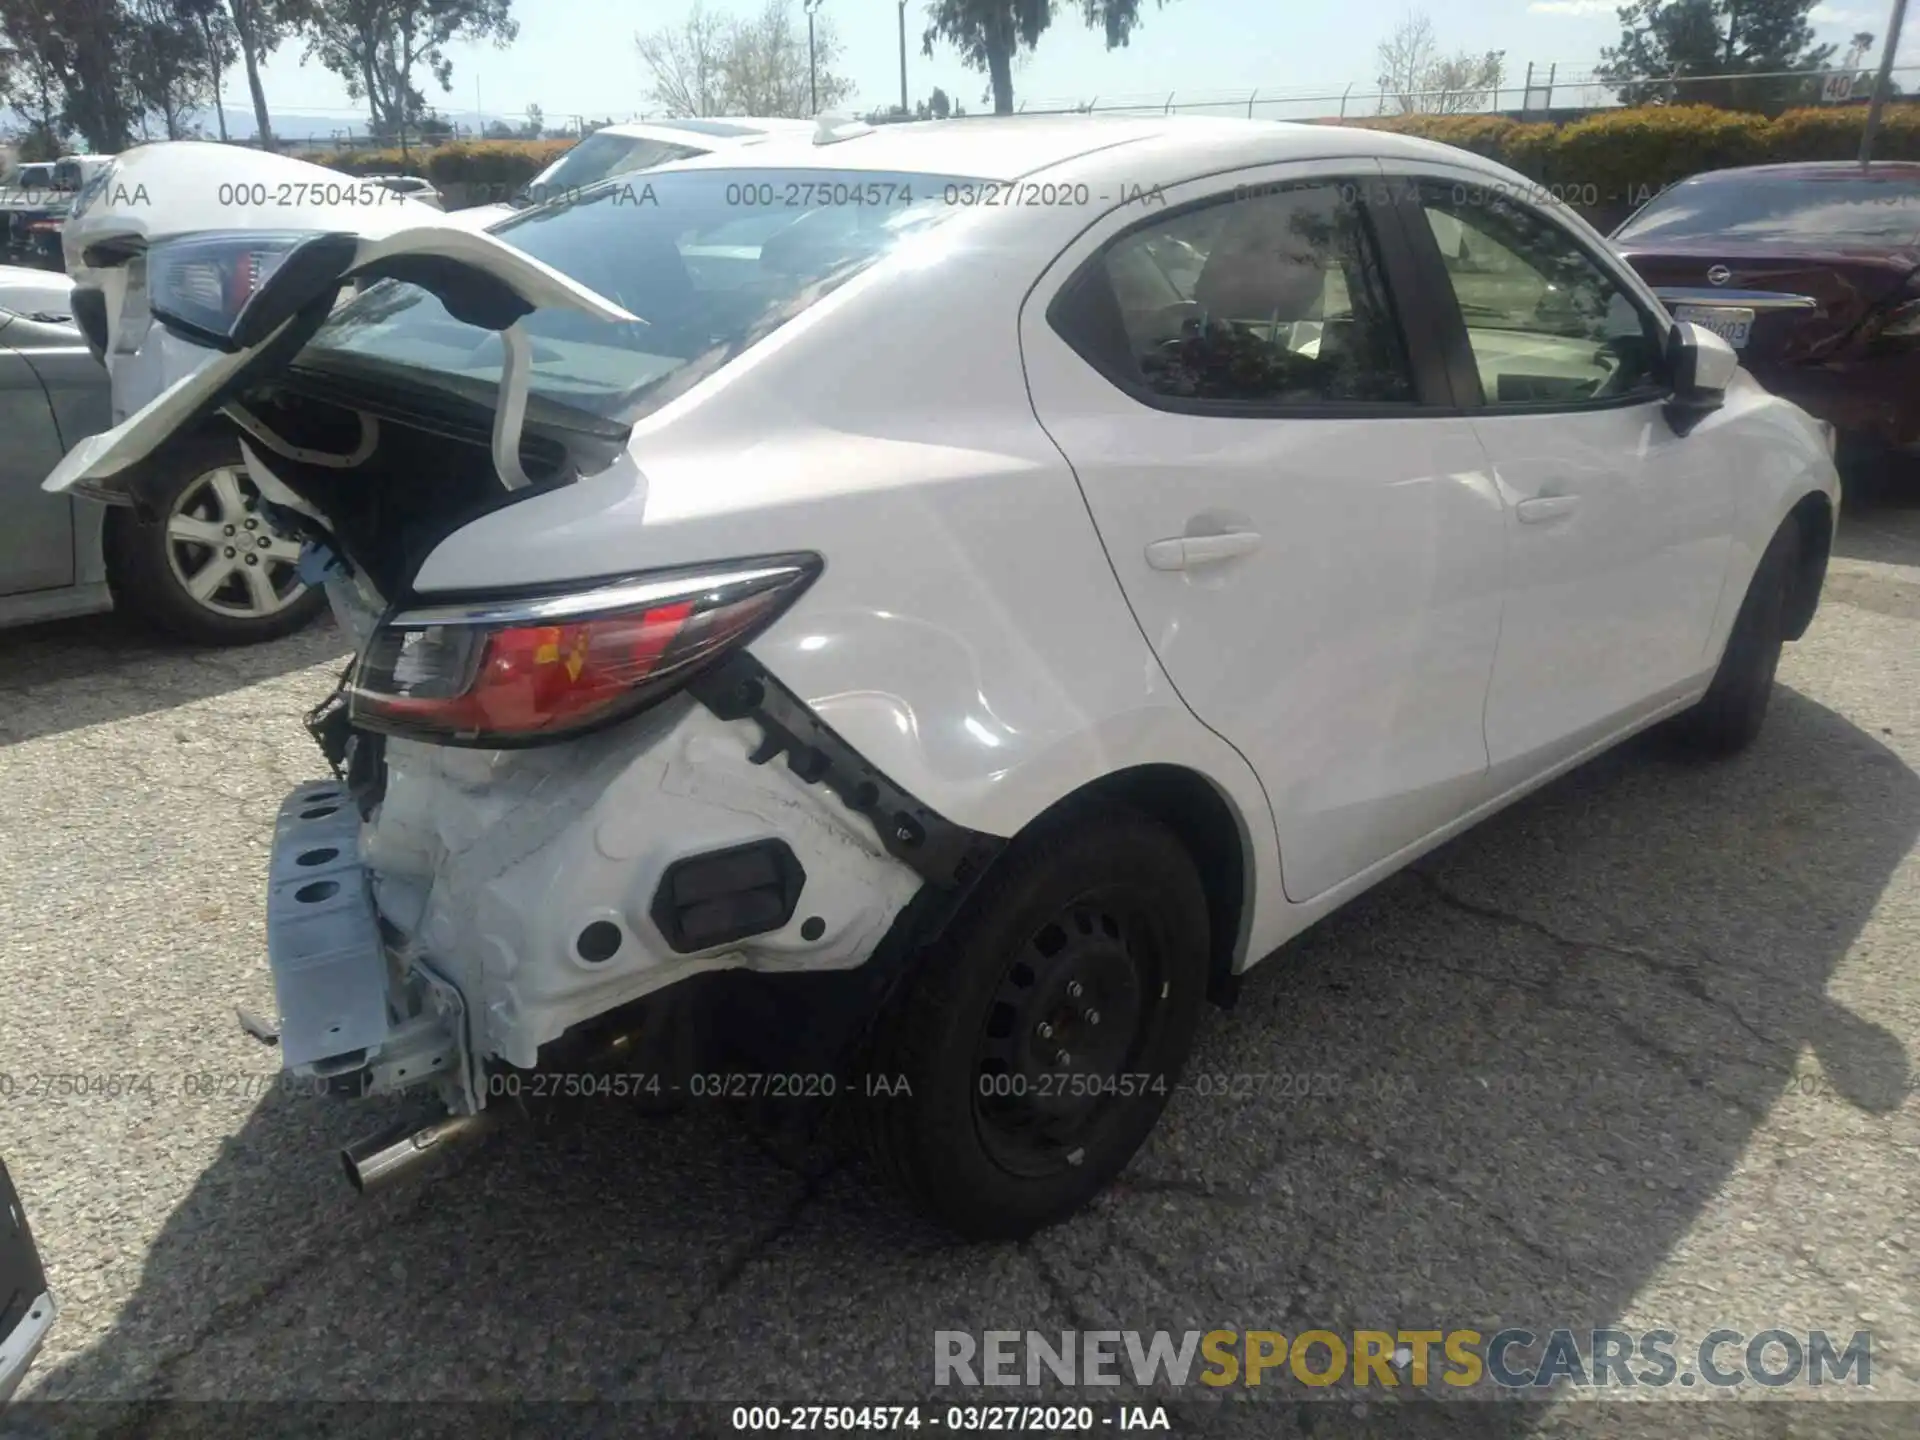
[1515,495,1580,524]
[1144,530,1263,571]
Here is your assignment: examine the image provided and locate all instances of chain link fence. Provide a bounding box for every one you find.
[988,63,1920,122]
[190,60,1920,159]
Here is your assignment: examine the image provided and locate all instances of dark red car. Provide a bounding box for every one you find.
[1612,161,1920,471]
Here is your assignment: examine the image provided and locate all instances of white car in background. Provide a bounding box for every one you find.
[455,116,817,226]
[45,118,1836,1239]
[358,173,445,209]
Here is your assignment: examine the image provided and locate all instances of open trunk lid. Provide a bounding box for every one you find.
[43,222,636,508]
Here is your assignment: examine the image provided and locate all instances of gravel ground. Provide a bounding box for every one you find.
[5,485,1920,1438]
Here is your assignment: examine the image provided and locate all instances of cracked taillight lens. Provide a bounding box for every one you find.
[349,556,820,746]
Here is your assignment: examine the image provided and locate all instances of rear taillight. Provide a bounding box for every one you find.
[147,231,304,347]
[348,557,821,747]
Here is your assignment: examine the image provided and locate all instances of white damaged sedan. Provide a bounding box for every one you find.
[46,117,1837,1238]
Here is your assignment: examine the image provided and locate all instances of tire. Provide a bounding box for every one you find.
[1667,517,1799,758]
[859,805,1209,1240]
[106,435,327,646]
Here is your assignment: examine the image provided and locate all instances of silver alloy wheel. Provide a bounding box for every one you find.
[163,465,309,620]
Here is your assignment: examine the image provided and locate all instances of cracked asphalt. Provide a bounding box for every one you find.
[6,483,1920,1437]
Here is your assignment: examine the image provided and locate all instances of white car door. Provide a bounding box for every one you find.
[1388,170,1737,778]
[1021,162,1510,904]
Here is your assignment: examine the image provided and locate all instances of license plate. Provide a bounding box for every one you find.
[1674,304,1754,350]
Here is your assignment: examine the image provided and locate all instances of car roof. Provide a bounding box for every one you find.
[652,114,1513,185]
[1679,160,1920,184]
[588,117,816,146]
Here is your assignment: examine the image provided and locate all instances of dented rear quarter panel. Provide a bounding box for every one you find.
[407,211,1287,970]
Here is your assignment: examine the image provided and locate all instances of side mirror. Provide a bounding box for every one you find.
[1664,320,1738,434]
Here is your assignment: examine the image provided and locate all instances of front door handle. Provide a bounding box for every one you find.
[1144,530,1263,571]
[1515,494,1580,524]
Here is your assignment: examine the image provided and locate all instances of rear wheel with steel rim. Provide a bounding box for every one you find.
[106,434,327,646]
[859,805,1209,1239]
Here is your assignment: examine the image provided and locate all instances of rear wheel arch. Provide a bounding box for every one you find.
[997,763,1251,1009]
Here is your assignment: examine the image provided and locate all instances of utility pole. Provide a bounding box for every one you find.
[1861,0,1910,166]
[805,0,826,114]
[899,0,910,114]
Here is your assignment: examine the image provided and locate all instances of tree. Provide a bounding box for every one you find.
[483,117,514,137]
[223,0,310,149]
[1375,11,1504,114]
[922,0,1167,117]
[128,0,220,139]
[0,0,138,151]
[634,0,849,118]
[182,0,238,140]
[305,0,518,141]
[866,86,963,122]
[726,0,850,114]
[519,100,542,136]
[1597,0,1836,110]
[635,3,732,117]
[0,16,69,158]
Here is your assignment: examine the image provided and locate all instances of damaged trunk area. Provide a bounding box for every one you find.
[140,356,633,605]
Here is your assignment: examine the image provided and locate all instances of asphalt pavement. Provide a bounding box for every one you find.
[5,486,1920,1438]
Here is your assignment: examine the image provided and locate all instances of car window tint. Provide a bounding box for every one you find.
[1418,181,1664,407]
[1097,181,1414,405]
[1615,174,1920,247]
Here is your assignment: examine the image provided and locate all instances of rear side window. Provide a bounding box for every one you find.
[1616,174,1920,247]
[1055,180,1415,408]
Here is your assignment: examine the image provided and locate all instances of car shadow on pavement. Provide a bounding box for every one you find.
[15,687,1919,1437]
[0,613,352,748]
[1834,463,1920,569]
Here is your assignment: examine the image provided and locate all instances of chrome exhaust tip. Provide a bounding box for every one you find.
[341,1109,501,1195]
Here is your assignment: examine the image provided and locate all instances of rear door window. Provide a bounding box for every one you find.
[1054,179,1417,408]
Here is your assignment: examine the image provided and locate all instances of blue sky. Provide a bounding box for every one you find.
[246,0,1919,129]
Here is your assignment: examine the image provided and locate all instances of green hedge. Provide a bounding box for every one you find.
[312,106,1920,220]
[315,138,574,200]
[1334,104,1920,224]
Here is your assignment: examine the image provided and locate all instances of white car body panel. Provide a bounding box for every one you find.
[1019,155,1512,905]
[362,701,924,1068]
[62,142,443,271]
[31,117,1841,1116]
[408,206,1285,966]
